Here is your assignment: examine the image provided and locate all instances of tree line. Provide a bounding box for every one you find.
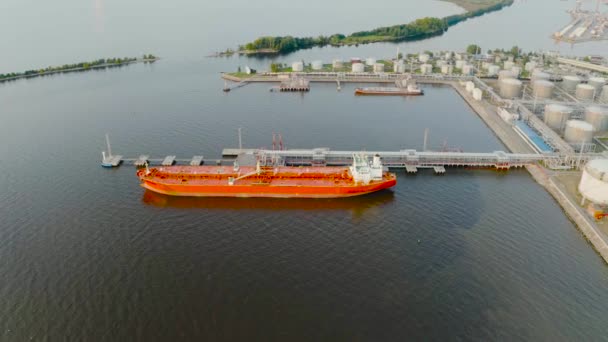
[0,54,156,81]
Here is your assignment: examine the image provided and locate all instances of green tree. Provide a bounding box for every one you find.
[466,44,481,55]
[270,63,281,72]
[510,46,521,58]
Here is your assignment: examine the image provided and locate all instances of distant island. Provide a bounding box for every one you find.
[0,54,159,83]
[230,0,513,56]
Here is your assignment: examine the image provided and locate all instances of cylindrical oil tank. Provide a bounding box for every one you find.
[578,159,608,205]
[504,61,514,70]
[564,120,595,144]
[465,81,475,93]
[393,61,405,73]
[455,60,466,69]
[511,66,522,77]
[584,106,608,132]
[498,70,516,80]
[462,64,474,75]
[562,75,582,92]
[589,77,606,90]
[500,78,522,98]
[366,57,376,66]
[524,61,537,72]
[311,60,323,70]
[576,84,596,100]
[473,88,483,101]
[441,65,453,75]
[292,61,304,72]
[487,65,500,76]
[532,80,555,99]
[352,63,365,73]
[445,52,452,59]
[531,70,550,82]
[332,59,343,69]
[602,85,608,102]
[420,64,433,74]
[544,104,573,131]
[373,63,384,73]
[418,54,430,63]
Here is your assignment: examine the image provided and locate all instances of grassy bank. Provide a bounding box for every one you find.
[0,54,158,83]
[237,0,514,55]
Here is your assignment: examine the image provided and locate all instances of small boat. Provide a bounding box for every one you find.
[355,86,424,96]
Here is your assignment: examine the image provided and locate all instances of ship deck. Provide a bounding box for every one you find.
[142,165,388,187]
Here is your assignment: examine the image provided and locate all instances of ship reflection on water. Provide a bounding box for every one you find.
[142,189,395,214]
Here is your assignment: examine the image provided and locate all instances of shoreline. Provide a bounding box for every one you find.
[442,81,608,264]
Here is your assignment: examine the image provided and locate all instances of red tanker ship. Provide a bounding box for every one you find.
[137,154,396,198]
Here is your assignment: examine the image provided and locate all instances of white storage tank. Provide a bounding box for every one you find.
[511,66,522,77]
[332,59,344,69]
[524,61,537,72]
[441,64,453,75]
[602,85,608,102]
[562,75,582,92]
[576,84,596,100]
[420,64,433,74]
[589,77,606,90]
[373,63,385,73]
[499,78,522,98]
[455,53,463,60]
[465,81,475,93]
[564,120,595,144]
[455,60,466,69]
[311,60,323,71]
[584,106,608,132]
[544,104,573,131]
[487,65,500,76]
[291,61,304,72]
[436,60,447,68]
[531,70,550,82]
[352,63,365,73]
[473,88,483,101]
[462,64,474,75]
[445,52,452,60]
[579,159,608,205]
[504,61,514,70]
[418,54,430,63]
[498,70,516,80]
[532,80,555,99]
[394,61,406,73]
[366,57,376,66]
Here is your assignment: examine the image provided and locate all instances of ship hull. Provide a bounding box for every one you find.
[140,179,396,198]
[137,165,396,199]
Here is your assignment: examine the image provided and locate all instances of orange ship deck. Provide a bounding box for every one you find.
[137,166,396,198]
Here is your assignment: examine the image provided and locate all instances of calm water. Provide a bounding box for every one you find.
[2,0,608,341]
